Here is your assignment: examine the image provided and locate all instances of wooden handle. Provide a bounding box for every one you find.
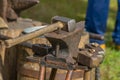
[5,22,64,48]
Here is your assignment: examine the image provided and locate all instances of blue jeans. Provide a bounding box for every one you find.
[112,0,120,45]
[85,0,120,45]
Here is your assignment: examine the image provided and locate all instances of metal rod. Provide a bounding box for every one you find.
[89,33,104,40]
[65,70,73,80]
[39,66,45,80]
[49,68,57,80]
[55,44,60,57]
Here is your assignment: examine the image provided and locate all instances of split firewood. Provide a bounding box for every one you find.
[0,17,8,29]
[0,40,6,65]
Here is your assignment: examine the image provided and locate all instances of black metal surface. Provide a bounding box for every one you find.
[32,44,52,57]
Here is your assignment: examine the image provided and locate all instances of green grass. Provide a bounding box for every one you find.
[21,0,88,23]
[21,0,120,80]
[101,48,120,80]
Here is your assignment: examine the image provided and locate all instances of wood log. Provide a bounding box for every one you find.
[0,40,18,80]
[0,17,8,29]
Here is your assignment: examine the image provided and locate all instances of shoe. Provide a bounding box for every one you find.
[100,44,106,50]
[115,45,120,50]
[112,41,120,50]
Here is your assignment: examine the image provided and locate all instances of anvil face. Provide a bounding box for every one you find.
[45,22,84,64]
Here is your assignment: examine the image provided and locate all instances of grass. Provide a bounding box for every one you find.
[21,0,88,23]
[21,0,120,80]
[101,48,120,80]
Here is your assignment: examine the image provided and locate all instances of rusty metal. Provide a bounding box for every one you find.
[17,20,104,80]
[45,22,84,64]
[65,70,73,80]
[20,21,90,80]
[52,16,76,32]
[7,18,103,80]
[26,55,88,70]
[77,43,104,68]
[39,66,45,80]
[32,44,52,57]
[26,56,41,63]
[41,55,72,70]
[89,33,104,40]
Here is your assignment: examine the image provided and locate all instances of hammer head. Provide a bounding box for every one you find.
[52,16,76,32]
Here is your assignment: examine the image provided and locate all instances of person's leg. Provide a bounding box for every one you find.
[112,0,120,48]
[85,1,109,80]
[85,0,110,44]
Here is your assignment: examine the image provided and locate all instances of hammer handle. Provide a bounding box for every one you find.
[5,22,63,48]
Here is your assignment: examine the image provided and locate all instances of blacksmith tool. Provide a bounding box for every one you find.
[4,16,76,48]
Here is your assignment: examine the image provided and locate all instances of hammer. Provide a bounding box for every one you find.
[4,16,76,48]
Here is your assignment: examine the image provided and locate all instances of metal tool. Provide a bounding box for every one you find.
[20,21,88,80]
[77,43,104,68]
[52,16,76,32]
[0,16,105,80]
[44,22,83,64]
[4,16,76,48]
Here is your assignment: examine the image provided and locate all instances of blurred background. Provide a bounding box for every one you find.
[21,0,120,80]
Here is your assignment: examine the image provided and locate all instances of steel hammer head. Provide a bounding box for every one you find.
[52,16,76,32]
